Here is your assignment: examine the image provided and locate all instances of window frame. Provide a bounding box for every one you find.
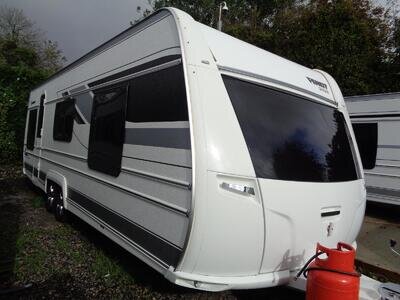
[36,94,45,138]
[351,122,378,170]
[126,63,188,123]
[88,83,128,177]
[53,97,76,142]
[222,74,360,182]
[26,109,38,151]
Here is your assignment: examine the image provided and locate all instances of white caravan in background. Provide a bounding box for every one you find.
[345,93,400,206]
[23,8,365,291]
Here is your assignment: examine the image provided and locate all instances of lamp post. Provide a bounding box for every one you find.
[217,2,228,31]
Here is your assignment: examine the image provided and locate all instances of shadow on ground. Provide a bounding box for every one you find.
[365,201,400,224]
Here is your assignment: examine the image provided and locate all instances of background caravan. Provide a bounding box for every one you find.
[345,93,400,206]
[23,8,365,291]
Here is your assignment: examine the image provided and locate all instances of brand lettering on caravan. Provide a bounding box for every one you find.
[306,77,328,90]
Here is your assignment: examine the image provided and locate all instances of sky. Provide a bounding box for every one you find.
[1,0,152,63]
[1,0,398,64]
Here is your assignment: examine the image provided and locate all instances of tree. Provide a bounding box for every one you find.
[0,5,66,73]
[149,0,397,96]
[0,6,64,163]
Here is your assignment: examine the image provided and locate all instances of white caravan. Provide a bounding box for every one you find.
[23,8,365,291]
[345,93,400,206]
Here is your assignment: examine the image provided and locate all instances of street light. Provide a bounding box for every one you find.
[217,1,228,31]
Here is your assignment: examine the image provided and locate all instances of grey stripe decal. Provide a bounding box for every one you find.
[219,65,337,106]
[68,188,182,267]
[125,128,191,149]
[367,186,400,198]
[379,145,400,149]
[38,155,188,215]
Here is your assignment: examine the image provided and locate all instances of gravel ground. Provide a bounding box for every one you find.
[0,168,304,300]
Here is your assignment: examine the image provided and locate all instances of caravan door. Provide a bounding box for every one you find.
[24,94,45,185]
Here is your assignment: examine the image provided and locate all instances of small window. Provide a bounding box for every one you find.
[37,94,45,137]
[126,64,188,122]
[88,84,128,177]
[53,98,75,142]
[352,123,378,170]
[27,109,37,150]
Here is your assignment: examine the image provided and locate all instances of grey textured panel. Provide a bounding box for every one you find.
[125,128,191,149]
[367,186,400,198]
[75,92,93,123]
[123,144,191,168]
[379,145,400,149]
[122,156,191,184]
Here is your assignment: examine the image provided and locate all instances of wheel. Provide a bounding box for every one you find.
[54,189,67,223]
[45,183,56,213]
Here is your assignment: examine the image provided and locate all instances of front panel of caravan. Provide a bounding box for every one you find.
[174,12,366,286]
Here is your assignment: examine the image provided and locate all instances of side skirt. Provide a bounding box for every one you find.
[67,188,183,268]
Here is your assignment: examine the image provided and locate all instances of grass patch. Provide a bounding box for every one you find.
[91,249,132,284]
[14,228,49,278]
[31,196,44,208]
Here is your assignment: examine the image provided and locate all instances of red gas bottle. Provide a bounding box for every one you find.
[305,242,360,300]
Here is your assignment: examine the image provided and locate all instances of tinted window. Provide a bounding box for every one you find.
[27,109,37,150]
[126,64,188,122]
[53,98,75,142]
[223,75,359,182]
[88,84,127,177]
[352,123,377,170]
[37,95,45,137]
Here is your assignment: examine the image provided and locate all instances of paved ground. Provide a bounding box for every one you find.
[356,202,400,282]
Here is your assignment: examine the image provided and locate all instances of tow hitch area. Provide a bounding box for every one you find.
[288,241,400,300]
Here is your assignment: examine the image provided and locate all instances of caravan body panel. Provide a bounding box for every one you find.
[345,93,400,205]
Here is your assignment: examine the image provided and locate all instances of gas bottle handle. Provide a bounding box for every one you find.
[337,242,355,252]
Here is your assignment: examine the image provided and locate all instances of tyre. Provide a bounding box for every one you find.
[54,188,67,223]
[45,183,56,213]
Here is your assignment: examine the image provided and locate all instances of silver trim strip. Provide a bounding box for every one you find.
[367,186,400,198]
[218,65,337,106]
[121,166,191,189]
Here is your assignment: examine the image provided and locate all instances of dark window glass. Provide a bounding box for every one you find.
[53,98,75,142]
[126,64,188,122]
[37,95,45,137]
[223,75,359,182]
[88,84,127,177]
[352,123,377,170]
[27,109,37,150]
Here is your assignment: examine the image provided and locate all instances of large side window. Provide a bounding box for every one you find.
[126,64,188,122]
[27,109,37,150]
[223,75,358,182]
[53,98,75,142]
[37,94,45,137]
[352,123,378,170]
[88,84,128,177]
